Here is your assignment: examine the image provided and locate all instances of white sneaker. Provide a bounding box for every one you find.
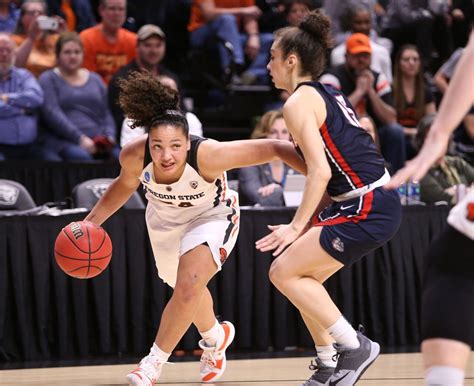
[126,355,163,385]
[199,321,235,383]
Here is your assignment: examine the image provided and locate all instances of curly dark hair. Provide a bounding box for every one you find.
[118,71,188,134]
[274,9,332,79]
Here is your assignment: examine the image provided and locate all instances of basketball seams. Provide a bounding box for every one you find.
[62,227,90,254]
[86,225,91,277]
[54,250,112,261]
[67,265,105,278]
[90,227,107,254]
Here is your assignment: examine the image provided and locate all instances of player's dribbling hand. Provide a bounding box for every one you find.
[255,224,299,256]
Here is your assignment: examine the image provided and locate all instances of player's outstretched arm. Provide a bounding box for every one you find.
[85,136,144,225]
[387,31,474,189]
[198,137,307,180]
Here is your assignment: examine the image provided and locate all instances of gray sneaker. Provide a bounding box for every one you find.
[301,357,335,386]
[328,330,380,385]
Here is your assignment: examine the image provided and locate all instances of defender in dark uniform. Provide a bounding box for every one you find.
[256,10,401,386]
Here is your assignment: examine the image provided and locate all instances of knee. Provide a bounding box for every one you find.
[173,275,204,305]
[215,14,237,28]
[268,260,289,289]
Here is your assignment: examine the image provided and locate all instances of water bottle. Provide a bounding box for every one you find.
[396,183,408,205]
[407,180,421,205]
[455,183,467,204]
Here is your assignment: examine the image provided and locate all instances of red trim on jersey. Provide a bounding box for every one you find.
[311,191,374,226]
[320,122,364,188]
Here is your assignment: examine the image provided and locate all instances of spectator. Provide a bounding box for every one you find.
[380,0,434,66]
[359,114,395,173]
[238,110,296,206]
[108,23,178,138]
[320,33,406,171]
[453,109,474,166]
[0,0,20,33]
[47,0,96,32]
[120,74,203,147]
[187,0,273,85]
[324,0,378,41]
[414,114,474,203]
[331,3,393,82]
[450,0,472,49]
[38,31,119,161]
[267,0,313,110]
[283,0,312,27]
[12,0,66,78]
[0,33,49,160]
[433,47,463,95]
[80,0,136,84]
[392,44,436,155]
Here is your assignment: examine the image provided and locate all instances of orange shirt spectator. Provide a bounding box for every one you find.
[12,33,58,78]
[188,0,254,32]
[80,25,136,84]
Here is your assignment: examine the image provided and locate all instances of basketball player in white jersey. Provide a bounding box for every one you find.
[84,71,306,385]
[388,30,474,386]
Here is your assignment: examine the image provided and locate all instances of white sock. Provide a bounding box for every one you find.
[425,365,465,386]
[327,316,359,349]
[149,343,171,364]
[199,319,221,347]
[316,344,337,368]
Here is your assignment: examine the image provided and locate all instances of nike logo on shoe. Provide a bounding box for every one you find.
[329,371,351,385]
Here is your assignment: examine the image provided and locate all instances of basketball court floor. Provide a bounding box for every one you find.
[1,352,473,385]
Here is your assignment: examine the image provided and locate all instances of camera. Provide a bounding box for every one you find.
[37,16,58,31]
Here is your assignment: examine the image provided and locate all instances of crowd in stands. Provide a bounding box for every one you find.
[0,0,472,205]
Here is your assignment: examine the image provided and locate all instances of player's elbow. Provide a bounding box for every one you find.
[308,166,331,182]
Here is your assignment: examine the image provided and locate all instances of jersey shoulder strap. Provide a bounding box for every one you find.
[187,135,208,174]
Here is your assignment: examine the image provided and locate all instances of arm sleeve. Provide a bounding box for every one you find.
[238,165,285,206]
[6,71,43,109]
[38,72,82,143]
[420,173,453,203]
[458,158,474,184]
[80,31,97,73]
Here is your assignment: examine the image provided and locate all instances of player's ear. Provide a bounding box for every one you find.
[287,54,297,67]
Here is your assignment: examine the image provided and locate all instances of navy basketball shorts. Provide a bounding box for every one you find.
[422,225,474,346]
[312,187,402,266]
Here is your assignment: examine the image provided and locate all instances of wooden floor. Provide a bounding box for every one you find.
[1,352,473,385]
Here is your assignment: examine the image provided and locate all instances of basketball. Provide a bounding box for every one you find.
[54,221,112,279]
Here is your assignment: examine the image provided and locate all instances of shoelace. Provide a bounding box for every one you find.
[135,356,173,380]
[200,349,217,371]
[135,358,161,381]
[303,359,329,385]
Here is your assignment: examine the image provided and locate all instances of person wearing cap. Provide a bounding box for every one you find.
[79,0,136,84]
[330,3,392,82]
[320,32,406,172]
[108,23,179,142]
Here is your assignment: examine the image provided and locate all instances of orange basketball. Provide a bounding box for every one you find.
[54,221,112,279]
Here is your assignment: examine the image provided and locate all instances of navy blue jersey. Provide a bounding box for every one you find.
[295,81,386,198]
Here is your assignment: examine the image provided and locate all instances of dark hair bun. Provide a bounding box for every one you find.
[299,9,332,50]
[118,71,180,129]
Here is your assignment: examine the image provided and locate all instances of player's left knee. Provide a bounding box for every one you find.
[268,260,290,288]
